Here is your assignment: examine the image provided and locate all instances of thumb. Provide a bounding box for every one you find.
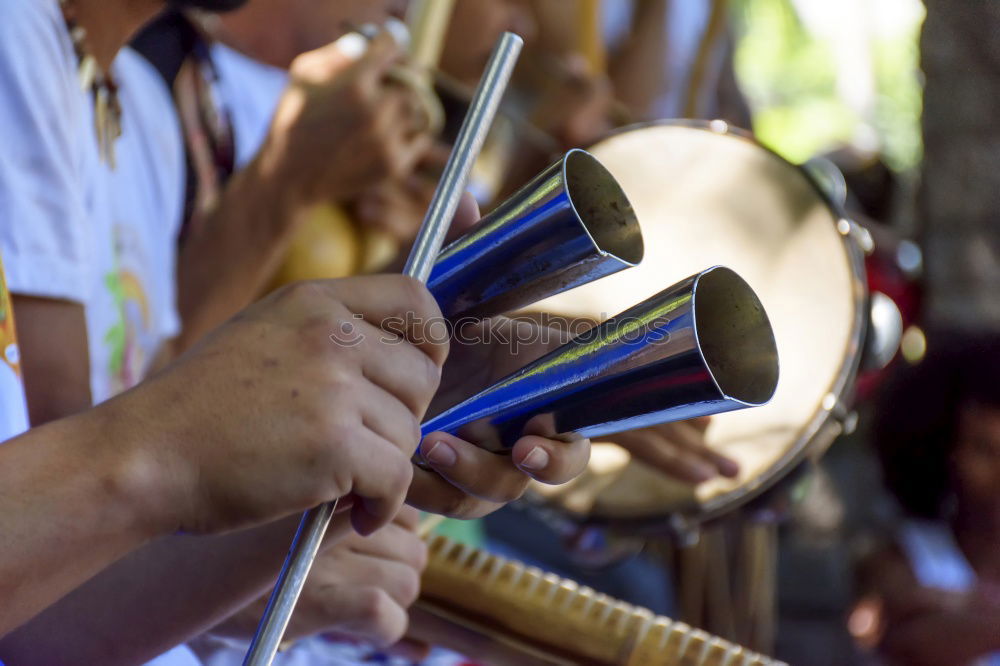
[445,191,481,241]
[289,31,371,82]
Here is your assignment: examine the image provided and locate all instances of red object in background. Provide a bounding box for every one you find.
[855,218,923,401]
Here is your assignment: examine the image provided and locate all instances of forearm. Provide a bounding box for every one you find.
[0,410,154,636]
[207,595,272,641]
[0,514,352,665]
[174,156,300,353]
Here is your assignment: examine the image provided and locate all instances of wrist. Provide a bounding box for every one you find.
[248,138,309,219]
[87,385,191,540]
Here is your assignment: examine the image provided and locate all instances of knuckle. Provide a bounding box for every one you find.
[396,504,421,526]
[413,351,441,397]
[294,427,326,462]
[312,405,357,451]
[435,334,451,366]
[382,623,407,647]
[405,415,422,450]
[409,538,429,573]
[308,436,340,477]
[287,52,313,78]
[393,455,415,487]
[288,53,305,72]
[332,416,364,448]
[358,586,390,623]
[397,275,437,318]
[276,279,325,307]
[326,363,361,392]
[374,452,413,500]
[294,443,340,504]
[398,567,421,606]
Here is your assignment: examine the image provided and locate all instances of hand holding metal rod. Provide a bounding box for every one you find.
[242,32,523,666]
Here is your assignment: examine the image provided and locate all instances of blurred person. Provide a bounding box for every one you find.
[210,0,406,70]
[0,0,592,663]
[522,0,749,139]
[131,2,449,286]
[438,0,615,201]
[601,0,749,124]
[517,0,616,147]
[851,333,1000,665]
[133,1,740,488]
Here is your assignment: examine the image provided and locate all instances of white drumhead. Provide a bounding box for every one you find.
[528,123,865,523]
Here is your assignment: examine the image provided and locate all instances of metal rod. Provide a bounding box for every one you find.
[404,32,523,282]
[241,500,337,661]
[243,32,522,666]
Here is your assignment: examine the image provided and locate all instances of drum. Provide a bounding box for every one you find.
[525,121,867,532]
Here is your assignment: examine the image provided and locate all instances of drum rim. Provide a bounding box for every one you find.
[538,119,869,529]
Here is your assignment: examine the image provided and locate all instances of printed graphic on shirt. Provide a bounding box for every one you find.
[0,253,28,441]
[104,225,153,395]
[0,258,21,381]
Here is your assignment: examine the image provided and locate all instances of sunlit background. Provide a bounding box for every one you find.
[734,0,925,173]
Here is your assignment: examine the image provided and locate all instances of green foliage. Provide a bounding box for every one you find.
[730,0,924,171]
[872,34,924,171]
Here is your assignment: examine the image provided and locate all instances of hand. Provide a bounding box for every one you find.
[602,418,740,484]
[287,506,428,648]
[352,143,452,245]
[210,507,428,651]
[260,32,432,207]
[409,318,591,518]
[105,275,448,537]
[531,55,615,148]
[374,191,485,276]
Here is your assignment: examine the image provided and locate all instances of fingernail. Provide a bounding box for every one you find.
[336,32,368,61]
[719,459,740,478]
[384,17,411,49]
[424,441,456,467]
[520,447,550,471]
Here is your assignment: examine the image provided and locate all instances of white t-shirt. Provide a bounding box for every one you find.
[209,43,288,169]
[0,2,191,663]
[0,0,184,405]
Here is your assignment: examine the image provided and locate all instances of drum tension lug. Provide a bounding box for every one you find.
[842,410,859,436]
[822,392,858,435]
[708,119,729,134]
[837,218,875,255]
